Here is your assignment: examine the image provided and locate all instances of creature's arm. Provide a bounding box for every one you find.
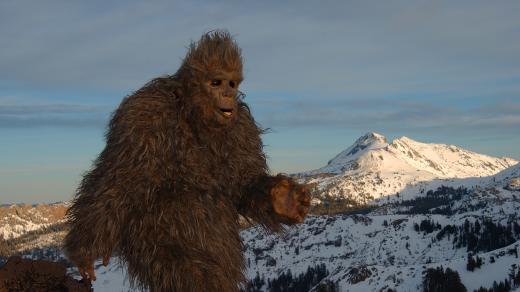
[238,174,310,232]
[64,95,173,281]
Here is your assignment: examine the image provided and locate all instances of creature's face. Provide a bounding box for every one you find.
[200,70,243,126]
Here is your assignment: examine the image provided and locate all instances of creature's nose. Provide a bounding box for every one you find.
[223,86,235,98]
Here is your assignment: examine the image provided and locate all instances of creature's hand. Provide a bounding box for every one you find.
[75,253,111,282]
[270,176,311,224]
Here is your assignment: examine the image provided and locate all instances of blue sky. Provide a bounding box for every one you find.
[1,1,519,204]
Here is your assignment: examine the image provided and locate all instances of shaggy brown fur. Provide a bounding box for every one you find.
[64,30,310,292]
[0,256,92,292]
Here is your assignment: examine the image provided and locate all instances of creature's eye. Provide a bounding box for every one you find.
[211,80,222,86]
[229,81,236,88]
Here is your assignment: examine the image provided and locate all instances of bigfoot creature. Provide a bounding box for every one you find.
[64,31,310,291]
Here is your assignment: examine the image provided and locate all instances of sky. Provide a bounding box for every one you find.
[1,1,519,204]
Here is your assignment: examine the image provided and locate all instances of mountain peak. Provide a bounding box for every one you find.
[327,132,388,164]
[358,132,388,145]
[345,132,388,155]
[296,132,391,175]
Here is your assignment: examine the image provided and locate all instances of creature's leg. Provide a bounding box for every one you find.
[164,253,239,292]
[123,197,244,292]
[126,245,242,292]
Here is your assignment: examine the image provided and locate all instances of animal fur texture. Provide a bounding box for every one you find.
[64,31,310,292]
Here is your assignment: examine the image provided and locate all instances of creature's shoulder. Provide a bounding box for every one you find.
[112,86,178,130]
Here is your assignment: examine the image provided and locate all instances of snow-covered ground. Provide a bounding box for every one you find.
[242,210,520,291]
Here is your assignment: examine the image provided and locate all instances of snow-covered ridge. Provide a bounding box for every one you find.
[387,135,516,178]
[0,203,67,240]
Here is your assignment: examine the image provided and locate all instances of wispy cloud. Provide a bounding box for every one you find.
[0,103,103,115]
[252,96,520,134]
[0,103,110,128]
[1,0,519,134]
[1,0,519,96]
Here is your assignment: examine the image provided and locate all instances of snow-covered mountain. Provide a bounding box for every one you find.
[298,132,518,205]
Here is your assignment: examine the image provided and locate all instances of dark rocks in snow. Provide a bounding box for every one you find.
[390,218,408,228]
[265,255,277,267]
[350,215,373,225]
[328,235,342,247]
[345,266,372,284]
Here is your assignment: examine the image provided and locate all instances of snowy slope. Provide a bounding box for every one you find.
[241,186,520,291]
[242,216,520,291]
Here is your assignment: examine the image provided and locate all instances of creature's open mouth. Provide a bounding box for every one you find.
[219,108,234,118]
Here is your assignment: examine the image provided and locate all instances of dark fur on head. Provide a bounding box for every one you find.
[64,30,306,291]
[181,30,243,77]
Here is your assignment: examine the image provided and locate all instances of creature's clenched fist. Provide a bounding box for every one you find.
[270,176,311,224]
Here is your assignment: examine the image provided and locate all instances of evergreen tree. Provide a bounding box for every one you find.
[267,264,330,292]
[467,253,476,271]
[423,266,466,292]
